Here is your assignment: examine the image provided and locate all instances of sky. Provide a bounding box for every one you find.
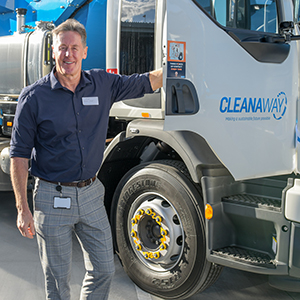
[121,0,155,23]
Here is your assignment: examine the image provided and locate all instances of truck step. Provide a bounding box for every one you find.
[222,194,281,212]
[212,246,276,268]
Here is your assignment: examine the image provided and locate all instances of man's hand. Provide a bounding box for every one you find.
[11,157,35,239]
[149,68,163,91]
[17,208,35,239]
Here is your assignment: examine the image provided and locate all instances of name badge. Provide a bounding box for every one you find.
[82,97,99,106]
[53,197,71,209]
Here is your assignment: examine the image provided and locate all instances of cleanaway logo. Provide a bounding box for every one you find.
[219,92,287,121]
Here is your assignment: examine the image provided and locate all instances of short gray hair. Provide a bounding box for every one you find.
[52,19,87,47]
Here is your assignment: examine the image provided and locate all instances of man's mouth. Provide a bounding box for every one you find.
[64,61,73,65]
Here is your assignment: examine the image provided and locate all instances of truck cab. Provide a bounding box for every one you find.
[103,0,300,298]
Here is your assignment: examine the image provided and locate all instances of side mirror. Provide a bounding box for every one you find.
[277,21,300,43]
[279,21,294,34]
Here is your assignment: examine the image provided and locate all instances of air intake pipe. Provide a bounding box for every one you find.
[16,8,27,33]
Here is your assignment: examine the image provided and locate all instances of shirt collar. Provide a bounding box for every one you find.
[50,67,62,90]
[50,67,92,91]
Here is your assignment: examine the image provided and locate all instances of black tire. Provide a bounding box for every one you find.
[112,160,222,299]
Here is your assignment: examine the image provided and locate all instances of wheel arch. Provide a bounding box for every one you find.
[99,119,230,213]
[125,119,230,182]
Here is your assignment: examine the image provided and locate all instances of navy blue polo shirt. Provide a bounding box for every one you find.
[10,68,153,182]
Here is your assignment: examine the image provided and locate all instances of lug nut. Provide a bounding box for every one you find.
[137,209,144,215]
[160,243,167,250]
[160,236,166,243]
[160,228,167,236]
[146,208,152,215]
[155,216,162,224]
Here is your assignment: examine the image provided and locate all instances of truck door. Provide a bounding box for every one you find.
[164,0,298,180]
[107,0,164,120]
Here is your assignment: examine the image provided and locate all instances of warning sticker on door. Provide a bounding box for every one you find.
[167,41,186,78]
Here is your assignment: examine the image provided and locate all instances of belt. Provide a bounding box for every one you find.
[39,176,97,188]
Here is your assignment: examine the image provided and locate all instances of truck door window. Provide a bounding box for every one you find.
[120,0,156,75]
[194,0,278,33]
[193,0,289,63]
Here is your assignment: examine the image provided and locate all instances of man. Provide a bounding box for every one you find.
[10,19,162,300]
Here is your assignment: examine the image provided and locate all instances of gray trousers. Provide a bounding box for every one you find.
[33,178,115,300]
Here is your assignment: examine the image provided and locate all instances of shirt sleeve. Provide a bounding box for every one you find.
[109,72,154,104]
[10,89,37,159]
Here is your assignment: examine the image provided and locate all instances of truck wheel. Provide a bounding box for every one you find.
[112,160,222,299]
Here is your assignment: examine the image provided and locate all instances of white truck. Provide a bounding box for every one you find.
[1,0,300,298]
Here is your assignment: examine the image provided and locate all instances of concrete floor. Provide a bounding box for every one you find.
[1,190,300,300]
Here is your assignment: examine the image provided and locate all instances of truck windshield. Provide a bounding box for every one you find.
[194,0,278,33]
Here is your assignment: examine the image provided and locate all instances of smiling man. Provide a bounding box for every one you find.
[10,19,162,300]
[53,26,88,92]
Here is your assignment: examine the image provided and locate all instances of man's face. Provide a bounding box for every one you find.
[52,31,88,79]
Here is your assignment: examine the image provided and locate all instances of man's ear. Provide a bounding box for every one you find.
[83,46,88,60]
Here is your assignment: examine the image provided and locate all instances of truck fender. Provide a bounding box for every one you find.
[127,119,230,182]
[101,119,229,184]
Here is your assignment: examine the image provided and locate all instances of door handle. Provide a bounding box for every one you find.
[166,78,199,115]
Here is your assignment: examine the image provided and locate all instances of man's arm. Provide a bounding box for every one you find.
[149,68,163,91]
[10,157,35,239]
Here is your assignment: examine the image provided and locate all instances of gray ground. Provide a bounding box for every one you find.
[1,190,300,300]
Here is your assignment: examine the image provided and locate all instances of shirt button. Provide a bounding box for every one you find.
[77,112,80,115]
[82,147,85,150]
[79,130,82,133]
